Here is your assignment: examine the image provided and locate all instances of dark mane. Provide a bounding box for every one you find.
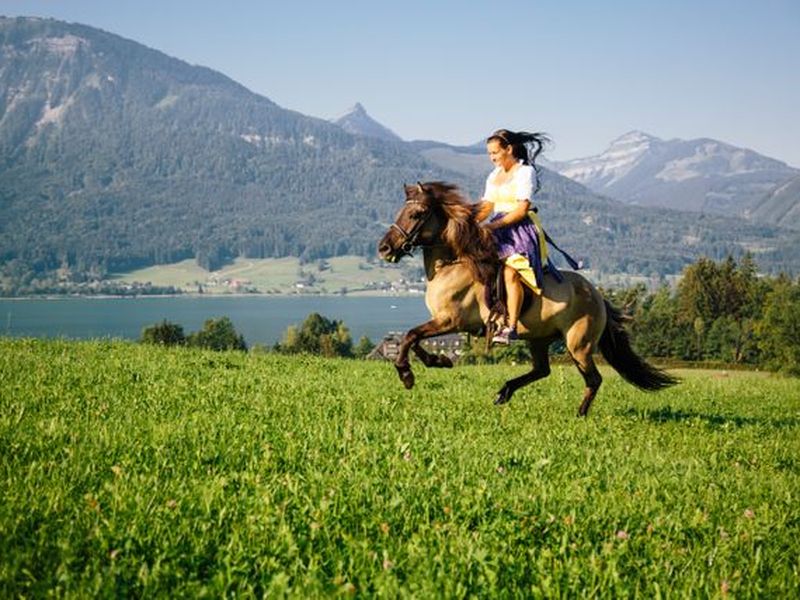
[422,182,498,287]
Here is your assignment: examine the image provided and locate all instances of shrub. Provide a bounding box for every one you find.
[186,317,247,351]
[140,320,186,346]
[276,313,353,357]
[354,335,375,359]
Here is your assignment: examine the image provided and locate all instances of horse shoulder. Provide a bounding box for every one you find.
[424,263,487,329]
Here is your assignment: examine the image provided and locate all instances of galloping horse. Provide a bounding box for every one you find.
[377,182,677,416]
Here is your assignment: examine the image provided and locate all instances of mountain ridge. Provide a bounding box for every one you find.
[550,130,799,217]
[331,102,402,142]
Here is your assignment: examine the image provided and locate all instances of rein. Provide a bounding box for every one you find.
[390,199,435,257]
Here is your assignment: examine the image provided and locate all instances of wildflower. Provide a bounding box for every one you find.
[496,466,506,474]
[402,451,412,461]
[341,582,356,595]
[616,530,629,540]
[85,494,100,513]
[166,499,177,510]
[110,465,122,477]
[743,508,754,519]
[380,522,390,535]
[721,580,730,596]
[382,558,394,571]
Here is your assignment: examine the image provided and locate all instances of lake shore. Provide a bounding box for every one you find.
[0,289,426,301]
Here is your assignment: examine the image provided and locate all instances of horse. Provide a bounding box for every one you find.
[377,182,677,416]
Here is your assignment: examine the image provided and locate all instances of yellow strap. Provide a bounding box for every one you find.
[528,210,548,264]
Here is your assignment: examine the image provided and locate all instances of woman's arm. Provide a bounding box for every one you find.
[485,199,531,230]
[473,200,494,223]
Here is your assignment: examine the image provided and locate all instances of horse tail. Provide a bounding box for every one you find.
[598,300,679,391]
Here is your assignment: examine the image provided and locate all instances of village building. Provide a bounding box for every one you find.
[367,331,468,362]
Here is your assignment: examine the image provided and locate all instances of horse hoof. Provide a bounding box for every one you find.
[395,364,415,389]
[401,371,415,389]
[494,388,511,405]
[438,356,453,368]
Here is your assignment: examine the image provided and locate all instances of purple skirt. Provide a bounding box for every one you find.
[489,213,563,285]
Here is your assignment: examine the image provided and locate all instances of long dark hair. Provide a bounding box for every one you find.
[487,129,550,194]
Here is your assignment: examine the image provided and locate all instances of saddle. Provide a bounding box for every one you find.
[481,226,581,347]
[483,266,535,348]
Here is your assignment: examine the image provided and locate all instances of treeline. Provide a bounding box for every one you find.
[141,317,247,351]
[137,256,799,375]
[0,273,181,297]
[603,255,800,375]
[141,313,375,359]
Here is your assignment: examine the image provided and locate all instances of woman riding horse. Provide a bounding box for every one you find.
[378,182,676,416]
[474,129,559,345]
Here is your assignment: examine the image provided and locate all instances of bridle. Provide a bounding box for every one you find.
[390,198,434,257]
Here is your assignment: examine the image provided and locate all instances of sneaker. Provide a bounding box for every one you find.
[491,326,518,346]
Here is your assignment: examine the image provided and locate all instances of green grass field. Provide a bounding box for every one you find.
[1,338,798,597]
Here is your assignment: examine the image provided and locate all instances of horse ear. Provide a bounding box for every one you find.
[416,182,424,193]
[403,183,413,197]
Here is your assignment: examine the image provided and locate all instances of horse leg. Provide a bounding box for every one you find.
[411,343,453,368]
[395,319,454,389]
[569,342,603,417]
[494,341,551,405]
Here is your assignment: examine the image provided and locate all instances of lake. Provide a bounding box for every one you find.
[0,295,430,346]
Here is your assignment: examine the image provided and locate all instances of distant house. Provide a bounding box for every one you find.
[367,332,404,361]
[367,331,468,362]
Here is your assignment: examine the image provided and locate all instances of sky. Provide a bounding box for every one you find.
[2,0,799,166]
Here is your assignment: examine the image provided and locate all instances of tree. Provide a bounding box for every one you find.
[632,286,689,359]
[277,313,353,357]
[676,254,760,362]
[186,317,247,351]
[354,335,375,359]
[140,319,185,346]
[756,277,800,375]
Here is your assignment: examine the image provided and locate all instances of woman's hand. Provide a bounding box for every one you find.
[488,200,531,230]
[473,200,494,223]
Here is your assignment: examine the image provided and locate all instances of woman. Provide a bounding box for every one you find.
[475,129,562,345]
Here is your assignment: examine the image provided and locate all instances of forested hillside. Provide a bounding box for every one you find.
[1,17,799,296]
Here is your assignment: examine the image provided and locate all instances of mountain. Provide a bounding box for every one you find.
[331,103,402,142]
[406,140,489,180]
[0,17,470,274]
[750,175,800,230]
[551,131,799,217]
[1,17,799,294]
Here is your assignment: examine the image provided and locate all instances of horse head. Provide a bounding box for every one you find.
[378,182,445,263]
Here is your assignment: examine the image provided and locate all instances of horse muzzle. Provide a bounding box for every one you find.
[378,232,404,263]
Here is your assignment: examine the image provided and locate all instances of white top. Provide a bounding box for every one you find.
[483,163,535,214]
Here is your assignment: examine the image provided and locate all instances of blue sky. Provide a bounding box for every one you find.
[3,0,799,166]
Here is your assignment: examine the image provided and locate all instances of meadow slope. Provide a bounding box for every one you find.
[1,339,798,597]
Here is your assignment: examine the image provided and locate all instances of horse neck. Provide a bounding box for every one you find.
[422,245,458,281]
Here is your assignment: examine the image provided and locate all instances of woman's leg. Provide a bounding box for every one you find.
[504,264,522,330]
